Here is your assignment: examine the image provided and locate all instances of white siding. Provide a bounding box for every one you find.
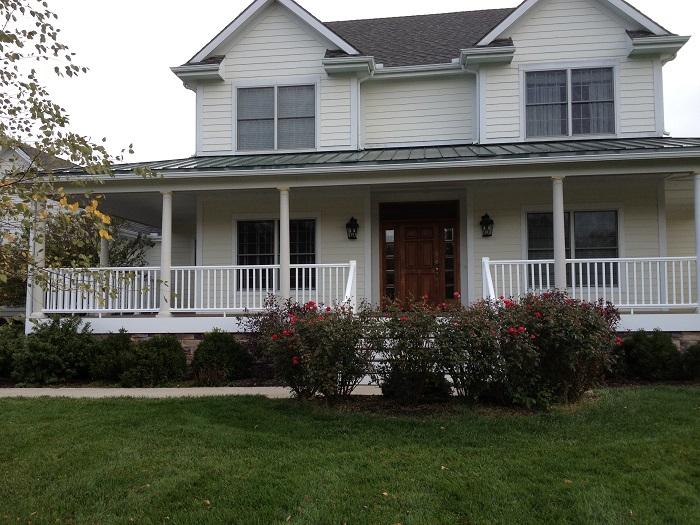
[482,0,660,142]
[198,2,353,153]
[666,179,695,257]
[144,224,196,267]
[199,188,368,300]
[362,76,475,147]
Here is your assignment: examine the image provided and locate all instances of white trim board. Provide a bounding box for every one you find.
[31,313,700,335]
[477,0,670,47]
[190,0,359,64]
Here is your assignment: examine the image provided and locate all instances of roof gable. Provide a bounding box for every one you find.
[477,0,671,46]
[189,0,359,64]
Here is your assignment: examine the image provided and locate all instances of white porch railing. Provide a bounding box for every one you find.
[482,257,698,310]
[43,262,357,314]
[43,267,161,314]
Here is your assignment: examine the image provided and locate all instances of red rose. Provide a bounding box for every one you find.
[535,312,543,319]
[615,336,624,347]
[291,356,300,366]
[531,335,537,341]
[400,316,409,322]
[282,329,293,337]
[453,292,461,299]
[518,326,526,334]
[507,327,517,335]
[326,306,332,313]
[305,301,317,311]
[271,334,280,342]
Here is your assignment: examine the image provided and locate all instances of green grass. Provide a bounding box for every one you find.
[0,387,699,525]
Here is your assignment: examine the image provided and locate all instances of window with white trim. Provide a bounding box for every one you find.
[527,210,619,286]
[237,219,317,288]
[237,85,316,151]
[526,68,615,138]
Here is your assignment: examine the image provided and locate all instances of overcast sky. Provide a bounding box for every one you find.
[45,0,700,163]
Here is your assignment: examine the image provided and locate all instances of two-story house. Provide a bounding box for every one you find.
[32,0,700,340]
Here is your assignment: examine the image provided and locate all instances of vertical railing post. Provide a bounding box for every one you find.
[694,172,700,312]
[552,176,567,290]
[159,191,173,317]
[349,260,358,310]
[279,187,291,300]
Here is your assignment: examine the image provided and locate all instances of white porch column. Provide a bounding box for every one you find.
[279,187,291,299]
[552,176,567,290]
[159,191,173,317]
[99,237,110,267]
[28,203,47,320]
[694,173,700,311]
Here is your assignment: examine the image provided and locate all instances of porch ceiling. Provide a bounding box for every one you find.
[57,138,700,177]
[98,192,196,228]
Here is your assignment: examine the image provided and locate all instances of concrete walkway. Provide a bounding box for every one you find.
[0,385,382,399]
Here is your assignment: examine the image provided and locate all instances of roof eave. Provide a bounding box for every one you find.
[460,46,516,68]
[322,56,375,75]
[171,63,224,83]
[629,35,690,61]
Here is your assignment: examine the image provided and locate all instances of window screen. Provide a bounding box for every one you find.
[237,221,275,266]
[526,70,568,138]
[572,68,615,135]
[237,88,274,151]
[277,85,315,150]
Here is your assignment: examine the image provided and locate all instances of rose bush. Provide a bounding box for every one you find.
[249,298,372,399]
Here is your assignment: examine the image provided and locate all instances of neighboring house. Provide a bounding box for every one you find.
[33,0,700,339]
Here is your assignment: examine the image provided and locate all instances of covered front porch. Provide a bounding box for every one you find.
[28,139,700,333]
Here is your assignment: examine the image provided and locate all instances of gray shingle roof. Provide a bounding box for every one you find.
[56,138,700,175]
[324,8,515,67]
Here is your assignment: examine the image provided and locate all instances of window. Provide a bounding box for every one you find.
[526,67,614,138]
[237,85,316,151]
[527,211,618,286]
[236,219,316,288]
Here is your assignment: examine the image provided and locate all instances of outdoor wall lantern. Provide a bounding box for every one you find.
[346,217,359,240]
[480,213,494,238]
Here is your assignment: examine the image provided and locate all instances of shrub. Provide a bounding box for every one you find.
[90,330,137,382]
[495,292,619,409]
[682,344,700,381]
[191,330,253,386]
[367,300,451,404]
[0,322,24,379]
[614,330,682,381]
[12,317,97,385]
[119,335,186,387]
[434,301,505,402]
[249,298,372,399]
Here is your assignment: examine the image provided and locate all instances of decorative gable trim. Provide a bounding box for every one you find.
[477,0,670,46]
[189,0,360,64]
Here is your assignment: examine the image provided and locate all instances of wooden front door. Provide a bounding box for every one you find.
[381,203,460,305]
[401,223,442,303]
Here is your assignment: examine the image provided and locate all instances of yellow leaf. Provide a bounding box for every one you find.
[99,229,112,240]
[68,202,79,213]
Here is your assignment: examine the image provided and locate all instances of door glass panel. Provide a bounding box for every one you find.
[444,227,456,300]
[384,229,396,300]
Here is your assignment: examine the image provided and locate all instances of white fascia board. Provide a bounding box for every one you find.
[477,0,670,46]
[460,46,515,67]
[191,0,359,64]
[322,56,375,75]
[629,35,690,58]
[170,63,224,82]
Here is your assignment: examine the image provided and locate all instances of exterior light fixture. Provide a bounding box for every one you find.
[480,213,494,238]
[346,217,359,240]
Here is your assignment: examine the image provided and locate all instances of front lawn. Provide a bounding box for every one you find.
[1,387,699,524]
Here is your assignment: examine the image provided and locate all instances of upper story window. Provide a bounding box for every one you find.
[237,85,316,152]
[525,68,615,139]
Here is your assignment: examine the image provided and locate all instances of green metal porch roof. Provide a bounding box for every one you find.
[59,137,700,175]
